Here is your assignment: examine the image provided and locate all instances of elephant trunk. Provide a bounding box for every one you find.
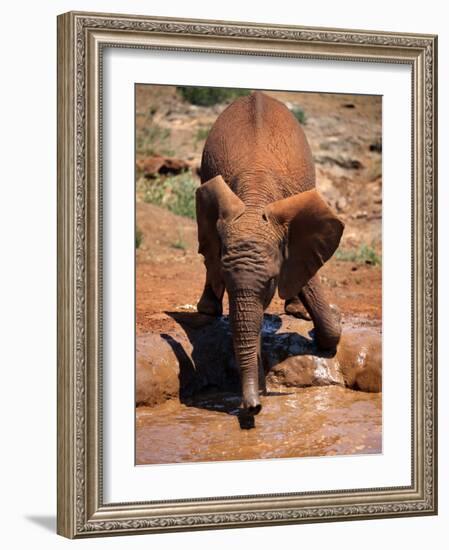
[229,290,264,415]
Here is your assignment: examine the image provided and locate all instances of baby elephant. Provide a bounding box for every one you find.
[196,91,344,416]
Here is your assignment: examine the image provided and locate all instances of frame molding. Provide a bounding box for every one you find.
[57,11,437,538]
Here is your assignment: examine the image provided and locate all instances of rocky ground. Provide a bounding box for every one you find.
[134,85,382,465]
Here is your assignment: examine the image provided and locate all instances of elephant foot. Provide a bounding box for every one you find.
[197,285,223,316]
[244,400,262,416]
[284,297,311,321]
[242,386,262,416]
[258,360,267,393]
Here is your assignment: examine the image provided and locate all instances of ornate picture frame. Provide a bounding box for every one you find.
[57,11,437,538]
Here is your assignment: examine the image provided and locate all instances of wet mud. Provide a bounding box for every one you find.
[136,386,382,464]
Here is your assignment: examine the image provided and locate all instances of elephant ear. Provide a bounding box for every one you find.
[195,175,245,296]
[264,189,344,300]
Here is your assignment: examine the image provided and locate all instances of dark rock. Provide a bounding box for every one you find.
[315,154,364,170]
[137,155,192,177]
[353,211,368,219]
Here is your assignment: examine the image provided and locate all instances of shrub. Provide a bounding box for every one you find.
[136,124,172,157]
[335,243,381,266]
[195,126,211,142]
[142,171,198,219]
[177,86,250,107]
[291,106,307,125]
[171,239,187,250]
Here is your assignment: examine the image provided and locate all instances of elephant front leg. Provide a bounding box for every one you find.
[298,275,342,350]
[257,333,267,394]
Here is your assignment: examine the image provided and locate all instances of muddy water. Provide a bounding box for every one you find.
[136,386,381,465]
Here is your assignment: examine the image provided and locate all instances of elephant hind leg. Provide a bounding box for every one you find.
[197,248,225,316]
[197,283,223,316]
[284,296,311,321]
[298,276,342,350]
[196,200,225,316]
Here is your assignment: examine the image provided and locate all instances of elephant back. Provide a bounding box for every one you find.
[200,91,315,197]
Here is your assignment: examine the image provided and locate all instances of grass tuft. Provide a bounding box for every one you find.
[141,171,198,219]
[136,124,172,157]
[290,106,307,125]
[195,126,211,142]
[335,243,381,266]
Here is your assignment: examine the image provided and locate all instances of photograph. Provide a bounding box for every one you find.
[56,10,436,537]
[135,84,383,465]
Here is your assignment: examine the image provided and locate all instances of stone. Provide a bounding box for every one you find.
[336,197,348,212]
[315,153,364,170]
[336,329,382,392]
[136,313,382,406]
[136,335,180,406]
[266,354,345,389]
[369,141,382,153]
[136,155,192,177]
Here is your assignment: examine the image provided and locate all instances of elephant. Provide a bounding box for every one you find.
[195,91,344,416]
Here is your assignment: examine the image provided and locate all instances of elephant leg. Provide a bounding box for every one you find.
[257,333,267,394]
[197,254,224,316]
[284,296,311,321]
[298,275,342,350]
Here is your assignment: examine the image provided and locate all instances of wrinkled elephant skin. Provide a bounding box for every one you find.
[195,92,345,416]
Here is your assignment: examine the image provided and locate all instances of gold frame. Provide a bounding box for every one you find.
[57,11,438,538]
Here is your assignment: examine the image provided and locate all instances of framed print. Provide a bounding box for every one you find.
[57,11,437,538]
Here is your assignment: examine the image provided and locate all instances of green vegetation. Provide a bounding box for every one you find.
[135,227,143,249]
[290,106,307,125]
[335,243,381,266]
[177,86,250,107]
[136,103,174,157]
[171,239,187,250]
[136,124,173,157]
[195,125,211,142]
[141,171,198,219]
